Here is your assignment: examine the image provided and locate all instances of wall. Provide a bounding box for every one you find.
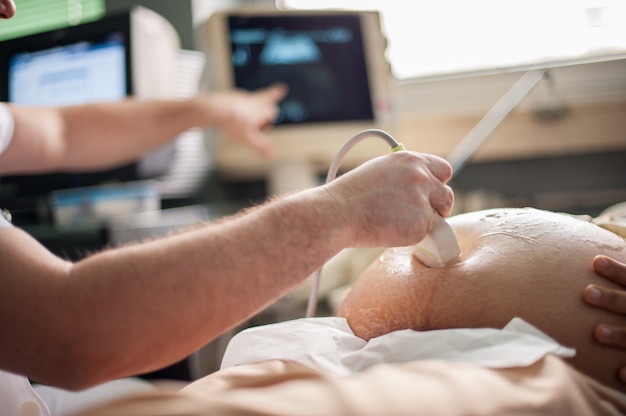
[393,57,626,161]
[392,57,626,215]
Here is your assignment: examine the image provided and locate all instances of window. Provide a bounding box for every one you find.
[278,0,626,79]
[0,0,105,42]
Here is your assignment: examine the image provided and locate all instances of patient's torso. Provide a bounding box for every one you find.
[337,207,626,392]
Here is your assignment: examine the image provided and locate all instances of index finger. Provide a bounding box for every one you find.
[258,83,289,103]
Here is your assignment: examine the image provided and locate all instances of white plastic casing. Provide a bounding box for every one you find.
[413,212,461,268]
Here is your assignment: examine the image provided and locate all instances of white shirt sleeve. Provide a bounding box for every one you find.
[0,212,12,228]
[0,102,15,156]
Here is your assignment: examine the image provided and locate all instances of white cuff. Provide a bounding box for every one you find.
[0,102,15,156]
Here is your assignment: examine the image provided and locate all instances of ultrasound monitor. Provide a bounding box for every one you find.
[201,9,394,195]
[227,13,374,125]
[0,12,133,105]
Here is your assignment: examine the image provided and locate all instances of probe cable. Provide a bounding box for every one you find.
[305,129,404,318]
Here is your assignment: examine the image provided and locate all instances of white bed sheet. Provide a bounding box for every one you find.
[221,316,575,375]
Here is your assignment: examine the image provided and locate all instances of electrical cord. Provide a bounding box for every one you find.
[305,129,404,318]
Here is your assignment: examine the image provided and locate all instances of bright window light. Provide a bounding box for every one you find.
[278,0,626,79]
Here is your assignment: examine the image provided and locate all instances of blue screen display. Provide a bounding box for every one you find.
[8,33,126,106]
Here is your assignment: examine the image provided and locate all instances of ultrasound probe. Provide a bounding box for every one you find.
[305,129,461,317]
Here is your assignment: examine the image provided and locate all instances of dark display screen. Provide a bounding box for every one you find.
[228,14,374,125]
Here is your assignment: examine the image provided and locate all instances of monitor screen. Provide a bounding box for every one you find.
[0,12,133,104]
[8,33,127,106]
[226,14,374,125]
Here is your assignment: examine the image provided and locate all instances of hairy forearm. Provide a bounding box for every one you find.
[11,187,346,388]
[0,148,456,388]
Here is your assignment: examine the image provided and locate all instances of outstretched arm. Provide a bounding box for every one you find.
[0,83,287,175]
[584,255,626,382]
[0,149,454,391]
